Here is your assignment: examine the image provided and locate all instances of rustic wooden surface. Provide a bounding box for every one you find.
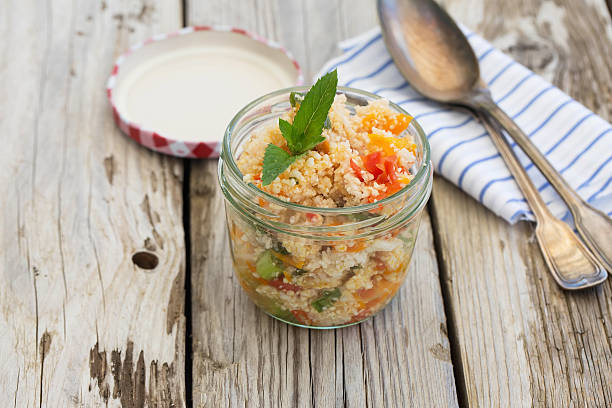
[0,1,186,406]
[434,0,612,406]
[2,0,612,407]
[187,2,457,407]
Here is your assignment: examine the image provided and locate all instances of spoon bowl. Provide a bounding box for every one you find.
[378,0,480,101]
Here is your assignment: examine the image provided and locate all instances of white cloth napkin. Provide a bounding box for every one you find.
[317,28,612,224]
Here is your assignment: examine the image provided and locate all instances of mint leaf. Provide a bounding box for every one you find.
[285,69,337,154]
[290,92,332,129]
[261,144,299,186]
[278,118,293,143]
[260,70,338,185]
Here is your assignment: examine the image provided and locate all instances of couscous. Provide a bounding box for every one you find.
[221,72,429,327]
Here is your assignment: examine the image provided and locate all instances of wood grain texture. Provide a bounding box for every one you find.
[190,162,457,408]
[431,0,612,406]
[187,1,458,407]
[0,1,186,406]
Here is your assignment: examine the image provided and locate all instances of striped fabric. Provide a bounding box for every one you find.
[317,28,612,224]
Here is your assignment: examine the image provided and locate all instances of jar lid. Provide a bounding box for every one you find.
[107,26,303,158]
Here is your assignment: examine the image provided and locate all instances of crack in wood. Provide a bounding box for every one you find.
[103,155,115,185]
[88,340,182,407]
[87,179,106,310]
[89,342,110,403]
[38,331,52,408]
[111,349,122,400]
[167,266,185,334]
[13,367,20,408]
[141,194,165,250]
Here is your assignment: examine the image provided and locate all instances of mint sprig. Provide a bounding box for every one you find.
[261,70,338,186]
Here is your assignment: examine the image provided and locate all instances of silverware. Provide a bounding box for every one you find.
[478,112,607,289]
[377,0,612,280]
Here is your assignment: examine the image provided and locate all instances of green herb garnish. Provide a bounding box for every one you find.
[293,268,309,276]
[261,70,338,186]
[272,241,290,255]
[312,288,341,312]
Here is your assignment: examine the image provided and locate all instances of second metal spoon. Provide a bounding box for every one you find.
[478,112,607,289]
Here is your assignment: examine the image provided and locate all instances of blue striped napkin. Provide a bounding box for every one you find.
[317,28,612,224]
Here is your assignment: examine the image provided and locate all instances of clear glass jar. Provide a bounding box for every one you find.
[218,87,432,328]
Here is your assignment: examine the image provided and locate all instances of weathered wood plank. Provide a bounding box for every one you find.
[431,0,612,406]
[187,1,458,407]
[0,1,186,406]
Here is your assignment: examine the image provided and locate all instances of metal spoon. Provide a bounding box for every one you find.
[477,112,606,288]
[377,0,612,279]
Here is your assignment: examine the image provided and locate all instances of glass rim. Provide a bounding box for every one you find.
[218,162,432,240]
[220,85,431,214]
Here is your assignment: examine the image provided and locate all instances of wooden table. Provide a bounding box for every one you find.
[1,0,611,406]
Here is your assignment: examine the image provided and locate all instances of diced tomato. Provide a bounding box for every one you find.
[306,212,317,221]
[384,158,397,183]
[291,309,312,325]
[269,277,302,292]
[364,152,383,178]
[364,152,401,187]
[358,144,410,203]
[385,180,404,197]
[350,159,364,181]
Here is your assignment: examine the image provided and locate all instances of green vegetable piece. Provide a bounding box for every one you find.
[312,288,341,312]
[293,268,309,276]
[256,250,283,280]
[272,241,290,255]
[268,302,295,322]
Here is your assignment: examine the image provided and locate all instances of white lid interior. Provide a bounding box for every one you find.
[112,30,300,144]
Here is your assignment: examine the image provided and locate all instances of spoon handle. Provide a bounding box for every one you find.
[473,91,612,273]
[478,111,607,289]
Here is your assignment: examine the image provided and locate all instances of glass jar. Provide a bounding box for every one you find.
[218,87,432,328]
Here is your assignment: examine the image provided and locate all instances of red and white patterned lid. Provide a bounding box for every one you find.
[107,26,303,158]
